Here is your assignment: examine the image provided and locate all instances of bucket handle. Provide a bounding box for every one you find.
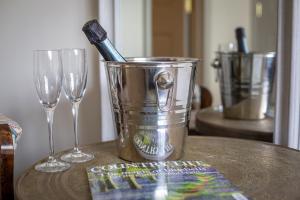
[211,58,221,82]
[154,71,174,112]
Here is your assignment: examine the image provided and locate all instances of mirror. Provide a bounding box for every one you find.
[117,0,278,106]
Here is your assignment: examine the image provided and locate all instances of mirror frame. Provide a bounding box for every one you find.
[275,0,300,149]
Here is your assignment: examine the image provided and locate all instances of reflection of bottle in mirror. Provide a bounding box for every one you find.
[235,27,249,53]
[82,19,126,62]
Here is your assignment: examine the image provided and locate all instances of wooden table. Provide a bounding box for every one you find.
[16,136,300,200]
[193,107,274,142]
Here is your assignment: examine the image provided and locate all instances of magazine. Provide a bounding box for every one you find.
[86,160,248,200]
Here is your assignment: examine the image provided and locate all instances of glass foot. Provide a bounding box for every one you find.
[60,149,94,163]
[35,157,70,173]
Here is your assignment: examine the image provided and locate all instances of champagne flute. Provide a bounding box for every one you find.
[33,50,71,173]
[60,48,94,163]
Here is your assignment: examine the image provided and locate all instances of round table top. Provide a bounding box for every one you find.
[195,107,274,142]
[16,136,300,200]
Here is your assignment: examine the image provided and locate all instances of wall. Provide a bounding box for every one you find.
[100,0,150,141]
[0,0,100,178]
[252,0,278,52]
[118,0,148,57]
[203,0,252,105]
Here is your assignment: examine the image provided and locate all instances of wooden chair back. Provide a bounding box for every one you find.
[191,85,213,110]
[199,86,213,109]
[0,124,14,199]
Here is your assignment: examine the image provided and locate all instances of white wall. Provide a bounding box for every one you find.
[0,0,100,178]
[99,0,150,141]
[118,0,147,57]
[203,0,252,105]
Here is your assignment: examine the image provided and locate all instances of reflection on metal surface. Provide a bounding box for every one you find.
[212,52,276,120]
[105,57,198,161]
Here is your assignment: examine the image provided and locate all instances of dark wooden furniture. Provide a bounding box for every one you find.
[192,107,273,142]
[189,86,213,134]
[192,86,213,110]
[0,124,14,200]
[16,136,300,200]
[199,86,213,109]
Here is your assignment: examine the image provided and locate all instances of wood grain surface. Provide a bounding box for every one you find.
[194,107,273,142]
[16,136,300,200]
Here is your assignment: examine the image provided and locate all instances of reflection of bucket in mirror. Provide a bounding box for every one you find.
[212,52,276,120]
[104,57,198,161]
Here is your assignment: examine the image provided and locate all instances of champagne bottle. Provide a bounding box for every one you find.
[82,19,126,62]
[235,27,249,53]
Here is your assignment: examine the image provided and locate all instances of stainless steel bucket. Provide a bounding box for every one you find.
[104,57,198,161]
[212,52,276,120]
[213,52,276,120]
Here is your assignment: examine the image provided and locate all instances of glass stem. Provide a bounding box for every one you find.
[72,102,80,152]
[46,109,55,161]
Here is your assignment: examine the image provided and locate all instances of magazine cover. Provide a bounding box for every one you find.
[86,160,248,200]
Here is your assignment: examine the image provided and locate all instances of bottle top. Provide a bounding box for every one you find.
[235,27,246,39]
[82,19,107,45]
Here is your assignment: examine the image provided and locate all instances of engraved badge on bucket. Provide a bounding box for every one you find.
[133,70,175,160]
[133,130,174,160]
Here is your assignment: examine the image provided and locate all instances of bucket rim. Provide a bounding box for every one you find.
[100,57,201,66]
[215,51,276,58]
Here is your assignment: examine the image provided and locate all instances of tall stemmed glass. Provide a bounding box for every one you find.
[60,48,94,163]
[33,50,71,173]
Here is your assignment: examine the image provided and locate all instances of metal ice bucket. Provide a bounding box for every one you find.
[212,52,276,120]
[104,57,198,161]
